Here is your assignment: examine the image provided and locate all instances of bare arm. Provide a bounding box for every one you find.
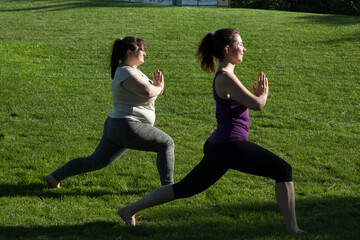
[215,72,268,110]
[121,70,164,98]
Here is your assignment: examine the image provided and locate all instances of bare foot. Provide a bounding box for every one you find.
[45,175,60,188]
[118,207,136,226]
[286,227,304,234]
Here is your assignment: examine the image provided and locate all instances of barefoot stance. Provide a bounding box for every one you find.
[45,175,60,188]
[118,208,136,226]
[287,228,304,234]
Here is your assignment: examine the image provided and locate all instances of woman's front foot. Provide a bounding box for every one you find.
[286,226,304,234]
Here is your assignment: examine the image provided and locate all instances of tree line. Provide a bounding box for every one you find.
[232,0,360,16]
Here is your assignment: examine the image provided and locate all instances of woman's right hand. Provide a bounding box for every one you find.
[251,72,268,97]
[152,70,164,95]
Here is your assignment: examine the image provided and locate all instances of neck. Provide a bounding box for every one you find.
[217,61,236,73]
[121,60,138,69]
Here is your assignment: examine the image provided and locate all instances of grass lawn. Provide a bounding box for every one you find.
[0,0,359,239]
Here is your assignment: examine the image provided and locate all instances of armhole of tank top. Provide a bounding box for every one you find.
[213,71,228,100]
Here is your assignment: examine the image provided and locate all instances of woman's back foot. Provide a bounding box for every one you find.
[118,207,136,226]
[45,174,60,188]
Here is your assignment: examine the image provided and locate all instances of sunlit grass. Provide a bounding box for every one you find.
[0,0,359,239]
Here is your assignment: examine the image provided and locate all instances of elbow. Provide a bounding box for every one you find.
[258,104,265,111]
[142,91,152,98]
[144,85,163,98]
[252,105,264,111]
[257,101,266,110]
[250,98,266,111]
[141,86,156,98]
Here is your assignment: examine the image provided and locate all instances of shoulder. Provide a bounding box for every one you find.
[117,66,138,75]
[114,66,140,82]
[215,72,239,87]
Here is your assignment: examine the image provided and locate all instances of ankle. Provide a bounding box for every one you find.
[286,224,304,234]
[118,207,136,226]
[45,175,60,188]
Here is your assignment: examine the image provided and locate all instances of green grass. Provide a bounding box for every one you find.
[1,0,359,239]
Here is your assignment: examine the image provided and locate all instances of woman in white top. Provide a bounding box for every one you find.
[45,37,174,188]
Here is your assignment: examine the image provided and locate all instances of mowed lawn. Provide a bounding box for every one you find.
[0,0,359,239]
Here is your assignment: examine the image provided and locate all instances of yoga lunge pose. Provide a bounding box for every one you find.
[45,37,174,188]
[118,28,303,233]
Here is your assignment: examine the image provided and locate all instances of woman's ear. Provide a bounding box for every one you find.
[126,49,133,57]
[224,45,230,55]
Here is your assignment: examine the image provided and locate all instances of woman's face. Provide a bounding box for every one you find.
[135,49,146,65]
[228,34,246,63]
[128,48,146,66]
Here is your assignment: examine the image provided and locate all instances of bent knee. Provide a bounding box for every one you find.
[172,183,197,199]
[275,162,292,183]
[160,135,174,149]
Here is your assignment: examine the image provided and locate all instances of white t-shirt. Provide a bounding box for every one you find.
[109,66,157,125]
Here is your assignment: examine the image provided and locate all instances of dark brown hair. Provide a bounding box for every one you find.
[110,36,146,79]
[197,28,240,73]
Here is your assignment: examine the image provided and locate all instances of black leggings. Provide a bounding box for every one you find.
[173,140,292,199]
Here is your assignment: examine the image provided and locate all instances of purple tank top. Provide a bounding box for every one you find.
[207,71,249,144]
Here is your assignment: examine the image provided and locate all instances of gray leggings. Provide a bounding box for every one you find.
[51,117,174,185]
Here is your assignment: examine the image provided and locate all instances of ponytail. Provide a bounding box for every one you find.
[110,37,146,79]
[197,33,216,73]
[197,28,240,73]
[110,38,123,79]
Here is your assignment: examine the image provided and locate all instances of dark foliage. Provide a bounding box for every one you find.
[232,0,360,16]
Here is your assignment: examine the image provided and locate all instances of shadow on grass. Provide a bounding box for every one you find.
[303,33,360,45]
[0,0,164,12]
[295,14,360,26]
[294,14,360,45]
[0,196,359,239]
[0,183,148,198]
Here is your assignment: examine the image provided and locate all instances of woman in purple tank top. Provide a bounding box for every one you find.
[118,28,303,234]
